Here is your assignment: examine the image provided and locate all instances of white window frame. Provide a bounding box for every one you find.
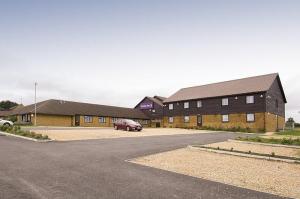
[184,116,190,123]
[246,113,255,122]
[99,117,106,123]
[197,100,202,108]
[222,98,229,106]
[222,114,229,122]
[111,117,119,123]
[168,117,174,123]
[168,104,173,110]
[246,95,254,104]
[184,102,189,109]
[84,116,93,123]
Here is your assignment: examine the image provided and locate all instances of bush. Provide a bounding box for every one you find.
[0,125,49,140]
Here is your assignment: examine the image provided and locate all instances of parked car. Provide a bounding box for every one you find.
[0,119,14,127]
[114,119,142,131]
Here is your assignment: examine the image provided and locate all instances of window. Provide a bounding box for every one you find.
[168,117,173,123]
[184,102,189,109]
[246,95,254,104]
[222,98,229,106]
[169,104,173,110]
[246,113,255,122]
[197,100,202,108]
[111,117,119,123]
[99,117,106,123]
[222,114,229,122]
[184,116,190,123]
[21,114,31,122]
[84,116,93,123]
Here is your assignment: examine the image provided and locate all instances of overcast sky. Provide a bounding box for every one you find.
[0,0,299,121]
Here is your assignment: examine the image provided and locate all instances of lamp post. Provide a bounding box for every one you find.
[34,82,37,126]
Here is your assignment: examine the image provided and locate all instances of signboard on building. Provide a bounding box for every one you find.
[140,102,153,109]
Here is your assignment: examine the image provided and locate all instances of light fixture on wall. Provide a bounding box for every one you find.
[235,96,238,100]
[260,94,264,98]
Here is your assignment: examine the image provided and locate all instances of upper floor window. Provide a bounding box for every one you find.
[246,113,255,122]
[99,117,106,123]
[197,100,202,108]
[222,114,229,122]
[84,116,93,123]
[184,116,190,123]
[169,104,173,110]
[168,117,174,123]
[246,95,254,104]
[184,102,189,109]
[222,98,229,106]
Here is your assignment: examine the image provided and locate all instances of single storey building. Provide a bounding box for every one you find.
[163,73,286,132]
[14,99,150,127]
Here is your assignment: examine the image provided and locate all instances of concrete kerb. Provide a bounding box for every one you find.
[228,139,300,149]
[188,145,300,164]
[0,131,54,143]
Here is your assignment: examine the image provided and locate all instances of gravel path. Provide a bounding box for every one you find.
[33,128,215,141]
[131,147,300,199]
[206,141,300,158]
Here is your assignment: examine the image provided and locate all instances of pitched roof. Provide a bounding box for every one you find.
[134,95,166,108]
[0,105,24,117]
[15,99,149,119]
[164,73,282,103]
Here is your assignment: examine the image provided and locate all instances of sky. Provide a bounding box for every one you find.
[0,0,299,121]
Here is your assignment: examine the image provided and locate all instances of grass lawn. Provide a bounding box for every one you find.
[276,130,300,136]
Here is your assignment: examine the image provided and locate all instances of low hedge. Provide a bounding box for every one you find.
[179,126,265,133]
[0,125,49,140]
[236,136,300,146]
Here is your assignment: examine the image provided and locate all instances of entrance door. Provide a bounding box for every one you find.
[156,122,160,128]
[197,115,202,127]
[75,115,80,126]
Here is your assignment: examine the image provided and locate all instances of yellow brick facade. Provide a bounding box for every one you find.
[33,114,73,126]
[265,113,285,132]
[163,112,285,132]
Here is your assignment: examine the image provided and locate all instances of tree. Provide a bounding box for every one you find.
[287,117,295,123]
[0,100,18,110]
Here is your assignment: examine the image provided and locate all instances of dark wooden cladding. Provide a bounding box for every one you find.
[266,77,285,117]
[135,97,164,119]
[163,92,267,117]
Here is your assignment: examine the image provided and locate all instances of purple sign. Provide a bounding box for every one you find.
[140,102,153,109]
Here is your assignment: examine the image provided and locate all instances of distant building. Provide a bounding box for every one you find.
[6,73,286,132]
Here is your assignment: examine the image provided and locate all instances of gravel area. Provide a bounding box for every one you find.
[33,128,214,141]
[206,141,300,158]
[131,147,300,199]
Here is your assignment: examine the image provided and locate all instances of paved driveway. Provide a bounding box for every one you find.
[0,132,284,199]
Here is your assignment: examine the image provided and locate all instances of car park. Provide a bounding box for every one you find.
[114,119,142,131]
[0,119,14,127]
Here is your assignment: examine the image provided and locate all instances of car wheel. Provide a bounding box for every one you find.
[126,126,130,131]
[3,123,10,127]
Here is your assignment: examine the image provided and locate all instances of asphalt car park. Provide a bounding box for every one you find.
[0,131,283,199]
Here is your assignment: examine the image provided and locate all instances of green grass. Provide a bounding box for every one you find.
[236,136,300,146]
[276,130,300,136]
[0,125,49,140]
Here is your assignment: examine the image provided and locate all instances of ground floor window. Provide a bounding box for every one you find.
[222,114,229,122]
[168,117,173,123]
[246,113,255,122]
[111,117,119,123]
[21,114,31,122]
[184,116,190,123]
[99,117,106,123]
[84,116,93,123]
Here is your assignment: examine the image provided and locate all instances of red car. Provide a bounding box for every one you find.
[114,119,142,131]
